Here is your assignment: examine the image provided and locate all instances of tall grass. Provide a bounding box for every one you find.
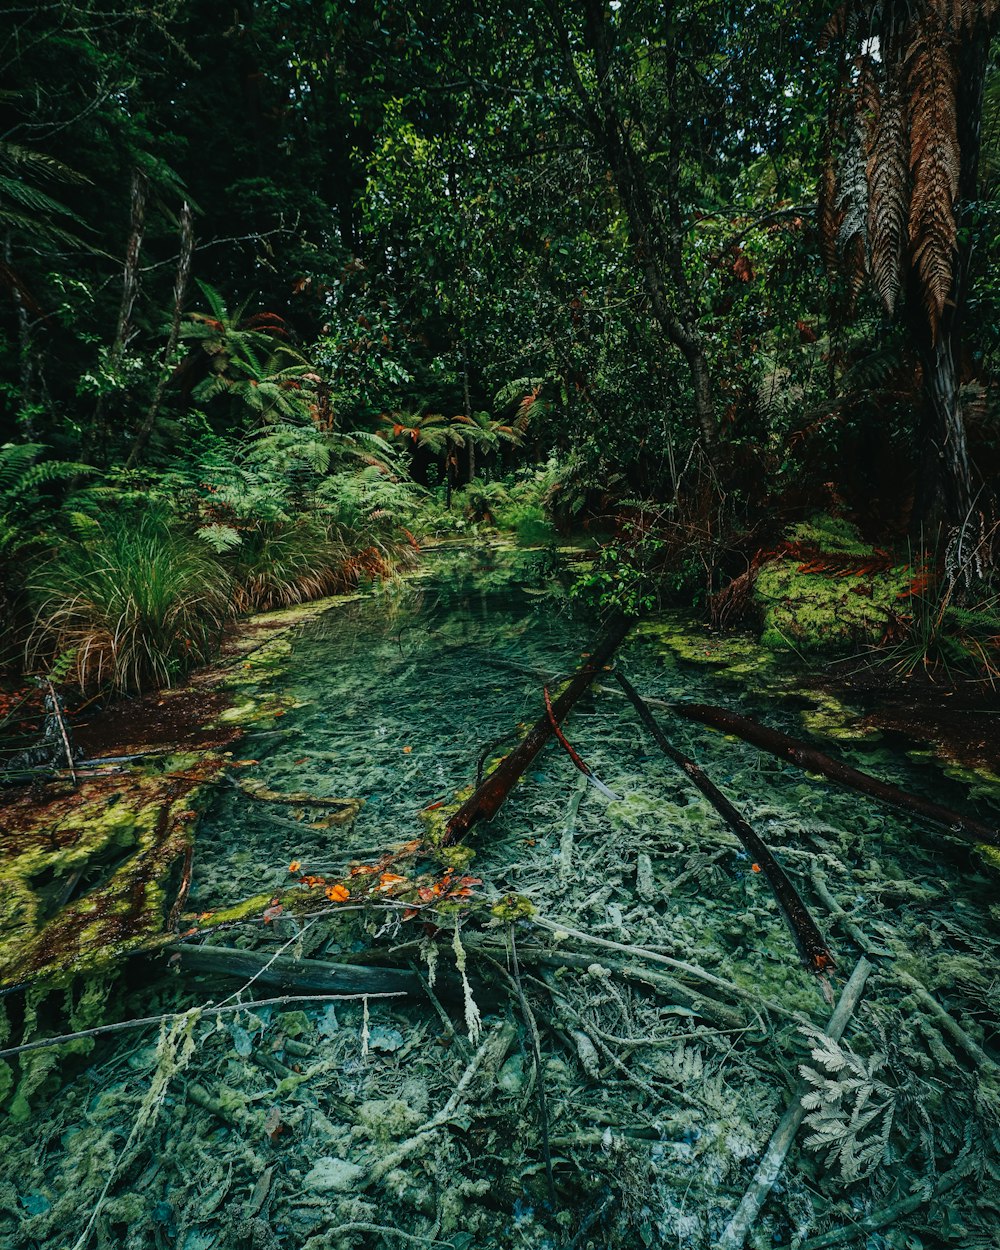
[28,511,233,693]
[226,516,356,612]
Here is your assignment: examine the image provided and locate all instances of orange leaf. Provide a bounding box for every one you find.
[325,883,350,902]
[288,860,301,873]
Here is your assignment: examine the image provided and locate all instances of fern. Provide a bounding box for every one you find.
[798,1025,898,1183]
[906,15,961,339]
[867,73,910,314]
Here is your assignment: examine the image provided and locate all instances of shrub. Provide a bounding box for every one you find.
[27,510,232,693]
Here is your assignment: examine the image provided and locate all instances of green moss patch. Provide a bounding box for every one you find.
[755,515,911,651]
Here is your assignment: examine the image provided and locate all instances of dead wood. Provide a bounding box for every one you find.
[444,614,632,843]
[173,942,498,1010]
[174,943,422,997]
[614,673,836,973]
[673,702,999,848]
[714,956,874,1250]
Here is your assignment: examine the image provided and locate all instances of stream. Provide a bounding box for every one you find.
[1,544,998,1250]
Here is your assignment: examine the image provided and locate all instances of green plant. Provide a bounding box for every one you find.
[177,282,317,426]
[27,509,232,693]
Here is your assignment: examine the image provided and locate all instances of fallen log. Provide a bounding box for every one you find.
[175,943,419,996]
[443,614,632,843]
[673,702,1000,849]
[614,673,835,974]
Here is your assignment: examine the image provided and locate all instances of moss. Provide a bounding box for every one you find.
[436,844,477,870]
[754,516,911,652]
[418,787,474,847]
[0,754,224,989]
[490,894,536,921]
[973,844,1000,880]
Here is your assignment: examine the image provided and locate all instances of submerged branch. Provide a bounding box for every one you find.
[443,614,632,843]
[614,672,835,973]
[714,956,874,1250]
[673,702,999,848]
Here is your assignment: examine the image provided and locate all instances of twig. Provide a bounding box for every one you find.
[893,968,998,1073]
[0,992,407,1060]
[713,956,873,1250]
[531,915,801,1018]
[46,679,76,785]
[510,930,557,1205]
[559,772,588,885]
[544,685,621,800]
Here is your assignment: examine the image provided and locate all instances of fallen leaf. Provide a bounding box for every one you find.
[325,883,350,902]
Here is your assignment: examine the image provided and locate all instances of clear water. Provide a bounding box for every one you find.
[2,545,998,1250]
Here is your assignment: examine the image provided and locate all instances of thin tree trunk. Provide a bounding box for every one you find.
[125,200,194,468]
[574,0,716,447]
[91,168,148,457]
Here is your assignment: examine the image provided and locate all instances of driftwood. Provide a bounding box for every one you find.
[615,673,835,973]
[673,702,999,849]
[444,614,632,843]
[714,956,874,1250]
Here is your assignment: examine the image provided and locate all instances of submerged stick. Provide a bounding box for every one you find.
[0,991,406,1061]
[614,672,835,973]
[444,614,632,843]
[544,685,621,800]
[673,702,999,848]
[713,956,873,1250]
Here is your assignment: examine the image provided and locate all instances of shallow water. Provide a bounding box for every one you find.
[2,545,998,1250]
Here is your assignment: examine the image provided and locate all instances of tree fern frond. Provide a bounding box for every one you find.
[906,17,961,339]
[867,76,910,314]
[837,120,870,259]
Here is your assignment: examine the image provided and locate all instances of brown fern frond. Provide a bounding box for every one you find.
[820,3,848,51]
[820,149,841,271]
[867,80,909,315]
[906,19,960,340]
[929,0,988,35]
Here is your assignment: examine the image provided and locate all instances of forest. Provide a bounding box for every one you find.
[1,2,1000,1249]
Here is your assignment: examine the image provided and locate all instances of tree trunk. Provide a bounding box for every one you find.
[546,0,716,448]
[125,201,194,468]
[90,168,148,459]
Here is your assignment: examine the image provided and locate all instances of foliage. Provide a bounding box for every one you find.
[27,509,232,693]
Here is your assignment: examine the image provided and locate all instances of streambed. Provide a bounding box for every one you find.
[1,545,998,1250]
